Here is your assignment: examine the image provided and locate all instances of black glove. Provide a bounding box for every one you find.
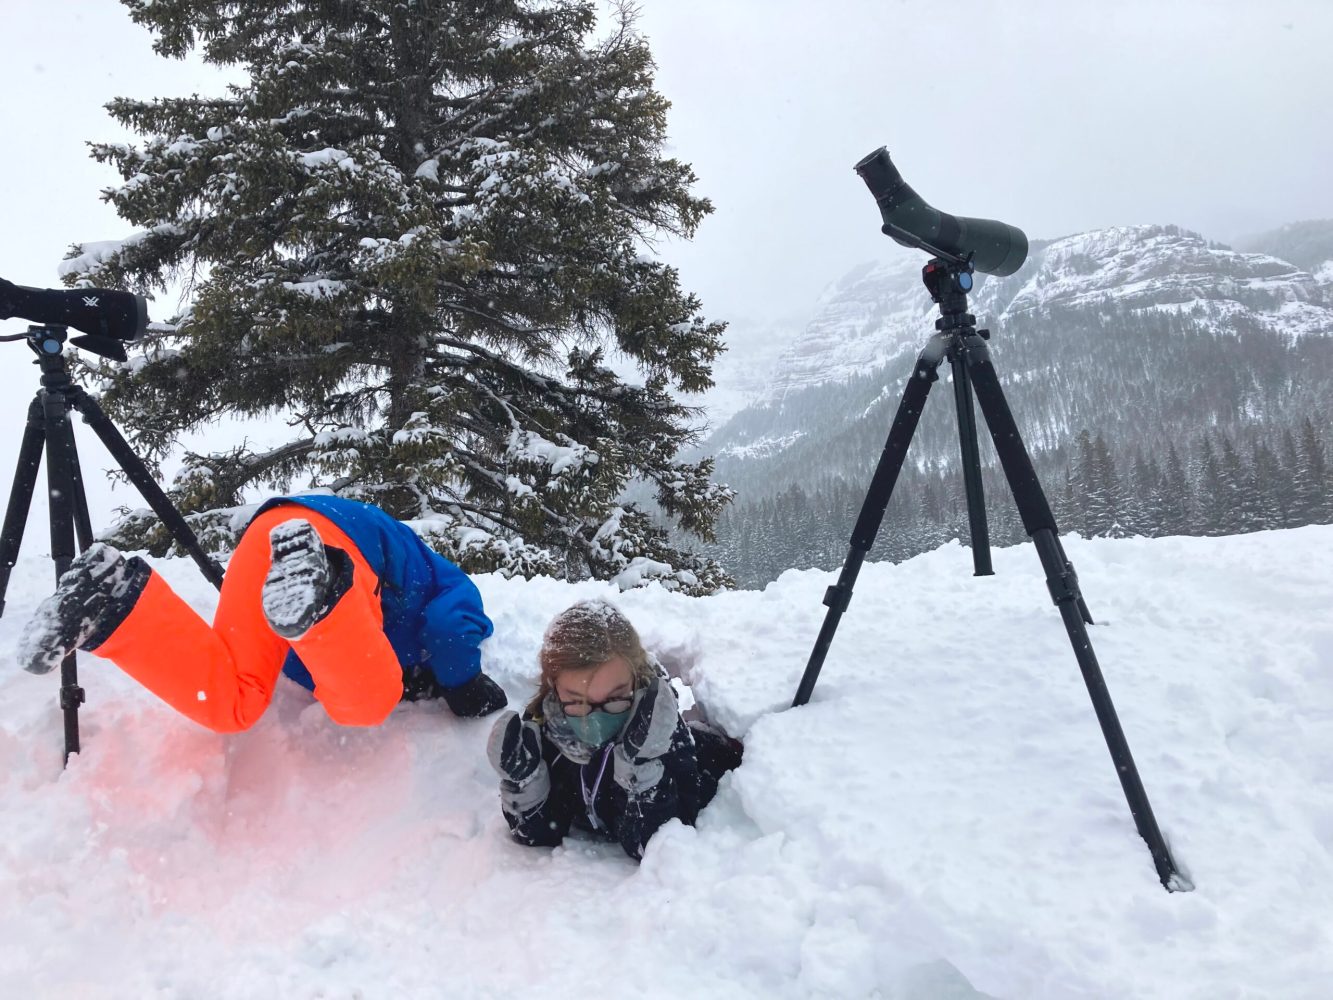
[621,682,674,760]
[487,711,543,784]
[613,680,679,794]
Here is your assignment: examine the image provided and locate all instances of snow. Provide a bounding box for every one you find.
[506,427,598,475]
[57,224,184,281]
[281,278,348,299]
[2,526,1333,998]
[296,148,364,173]
[717,429,806,461]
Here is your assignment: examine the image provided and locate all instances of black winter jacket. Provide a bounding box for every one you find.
[503,714,711,860]
[495,673,744,862]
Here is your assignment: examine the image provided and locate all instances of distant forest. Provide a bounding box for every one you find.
[700,417,1331,588]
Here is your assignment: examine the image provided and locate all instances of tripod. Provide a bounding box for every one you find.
[0,325,224,763]
[791,252,1189,892]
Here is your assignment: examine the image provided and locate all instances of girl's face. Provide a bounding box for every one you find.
[554,655,635,717]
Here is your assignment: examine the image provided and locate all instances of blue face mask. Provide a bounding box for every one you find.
[566,709,628,747]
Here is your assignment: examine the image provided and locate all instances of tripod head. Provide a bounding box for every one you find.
[0,325,91,377]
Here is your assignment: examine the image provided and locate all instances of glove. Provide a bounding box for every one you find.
[487,710,543,783]
[612,680,680,795]
[487,711,551,815]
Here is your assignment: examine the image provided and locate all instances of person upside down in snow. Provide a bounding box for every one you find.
[488,600,742,860]
[20,494,507,731]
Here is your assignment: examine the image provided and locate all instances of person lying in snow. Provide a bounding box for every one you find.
[487,600,742,860]
[19,495,506,732]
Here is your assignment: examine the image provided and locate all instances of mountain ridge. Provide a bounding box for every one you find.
[691,221,1333,587]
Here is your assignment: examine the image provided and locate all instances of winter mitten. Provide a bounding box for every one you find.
[400,666,448,703]
[487,711,550,813]
[441,671,507,718]
[612,680,680,795]
[260,519,351,639]
[19,542,151,675]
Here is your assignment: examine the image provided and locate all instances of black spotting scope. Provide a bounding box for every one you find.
[0,277,148,343]
[854,148,1028,276]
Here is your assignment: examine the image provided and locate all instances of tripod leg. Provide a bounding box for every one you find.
[792,334,949,707]
[948,350,993,576]
[1052,534,1094,624]
[67,426,95,553]
[952,341,1089,623]
[0,397,47,616]
[68,386,224,590]
[40,389,86,764]
[960,332,1187,891]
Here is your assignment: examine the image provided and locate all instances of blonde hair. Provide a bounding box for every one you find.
[526,600,654,717]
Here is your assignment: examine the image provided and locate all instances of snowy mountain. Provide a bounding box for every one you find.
[3,526,1332,998]
[1001,225,1329,336]
[711,223,1331,470]
[759,254,929,398]
[692,224,1333,586]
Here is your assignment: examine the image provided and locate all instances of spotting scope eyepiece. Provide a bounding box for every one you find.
[853,147,1029,277]
[0,277,148,343]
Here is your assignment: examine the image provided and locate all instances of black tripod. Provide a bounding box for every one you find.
[0,325,223,763]
[791,252,1190,892]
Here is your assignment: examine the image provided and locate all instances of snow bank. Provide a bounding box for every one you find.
[2,527,1331,998]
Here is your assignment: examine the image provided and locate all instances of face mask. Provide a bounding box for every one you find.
[566,709,628,747]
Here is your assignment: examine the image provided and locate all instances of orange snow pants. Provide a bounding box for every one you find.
[91,505,404,733]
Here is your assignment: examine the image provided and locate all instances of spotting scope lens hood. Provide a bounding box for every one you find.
[854,147,1029,277]
[0,277,149,342]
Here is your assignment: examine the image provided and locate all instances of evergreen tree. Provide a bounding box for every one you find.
[66,0,731,592]
[1216,433,1246,535]
[1051,463,1076,533]
[1297,417,1330,523]
[1092,432,1129,537]
[1128,450,1162,536]
[1162,442,1192,536]
[1280,428,1306,528]
[1249,439,1284,531]
[1194,434,1228,535]
[1072,429,1111,536]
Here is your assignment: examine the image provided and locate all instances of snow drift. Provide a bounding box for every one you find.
[2,527,1331,998]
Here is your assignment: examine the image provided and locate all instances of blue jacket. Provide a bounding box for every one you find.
[253,495,493,692]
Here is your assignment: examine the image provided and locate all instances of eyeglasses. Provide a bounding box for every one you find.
[559,693,634,717]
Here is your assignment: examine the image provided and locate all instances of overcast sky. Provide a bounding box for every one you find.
[1,0,1330,535]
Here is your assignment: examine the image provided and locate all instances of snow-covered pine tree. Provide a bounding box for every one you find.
[1296,417,1330,524]
[1247,440,1283,532]
[1162,442,1192,535]
[1128,449,1162,537]
[62,0,732,593]
[1280,428,1306,529]
[1216,434,1247,536]
[1193,434,1228,536]
[1071,429,1107,536]
[1092,432,1129,537]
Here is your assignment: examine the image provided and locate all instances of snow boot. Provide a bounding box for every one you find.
[19,542,151,675]
[440,671,508,718]
[261,519,352,640]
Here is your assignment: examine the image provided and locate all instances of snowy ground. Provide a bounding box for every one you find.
[2,527,1331,999]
